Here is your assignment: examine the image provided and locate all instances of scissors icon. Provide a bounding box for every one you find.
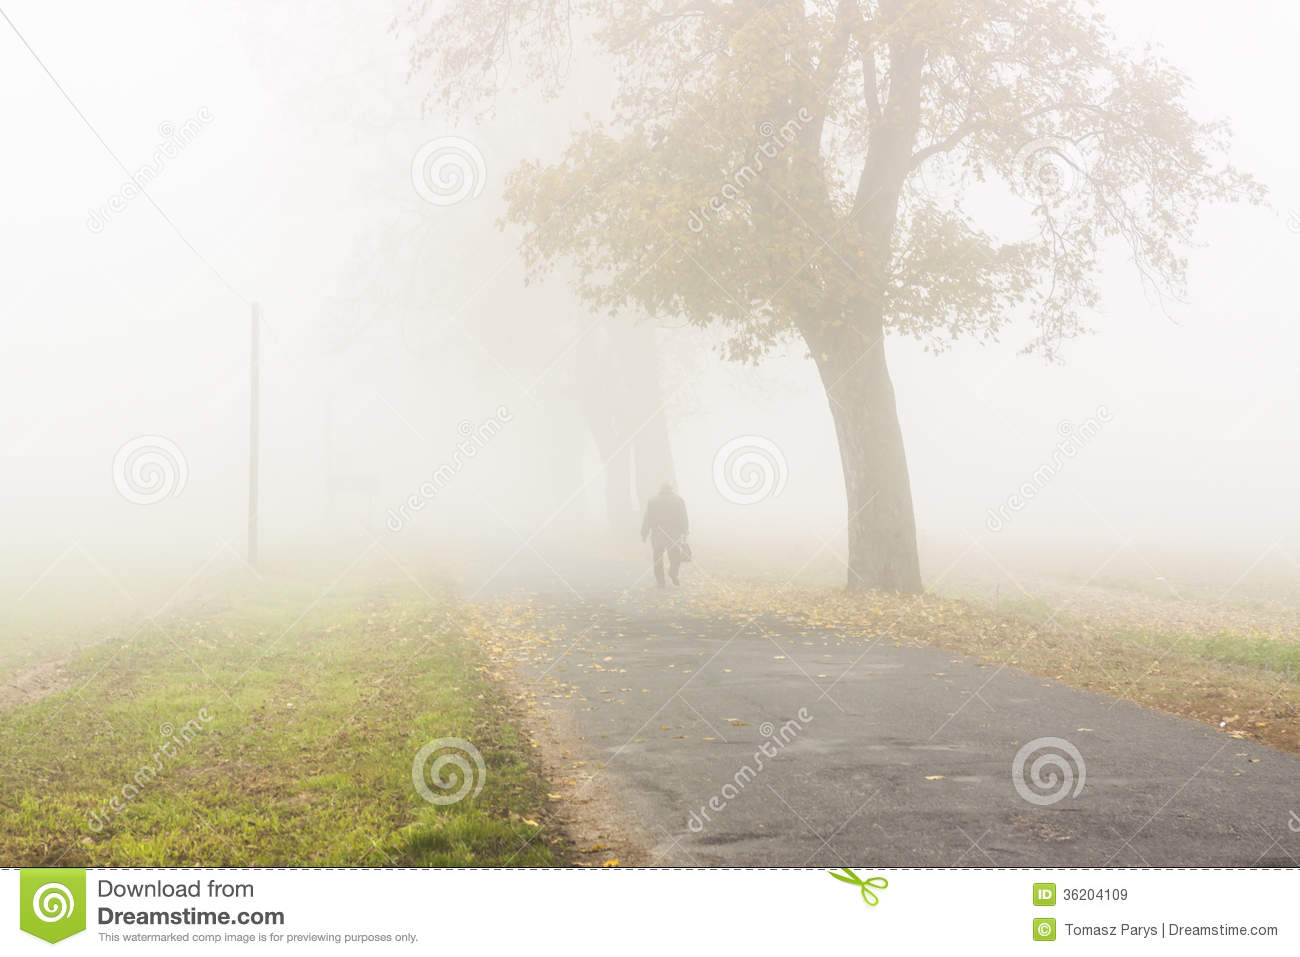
[828,867,888,906]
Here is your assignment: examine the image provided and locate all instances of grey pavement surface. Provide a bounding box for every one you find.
[480,561,1300,867]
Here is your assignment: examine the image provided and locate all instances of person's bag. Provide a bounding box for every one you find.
[678,539,693,563]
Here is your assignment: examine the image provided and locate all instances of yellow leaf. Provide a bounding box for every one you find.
[602,858,619,867]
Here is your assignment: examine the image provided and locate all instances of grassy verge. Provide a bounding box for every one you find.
[1127,629,1300,678]
[0,577,565,866]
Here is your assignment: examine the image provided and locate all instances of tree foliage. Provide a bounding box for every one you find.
[402,0,1263,362]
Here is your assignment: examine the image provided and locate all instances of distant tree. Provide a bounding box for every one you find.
[402,0,1262,591]
[576,318,678,533]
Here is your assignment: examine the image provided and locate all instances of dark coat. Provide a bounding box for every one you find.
[641,491,689,542]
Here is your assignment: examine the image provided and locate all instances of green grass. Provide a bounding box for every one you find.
[940,586,1299,679]
[1122,628,1300,679]
[0,575,564,866]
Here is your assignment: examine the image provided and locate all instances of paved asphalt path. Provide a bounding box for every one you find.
[481,560,1300,867]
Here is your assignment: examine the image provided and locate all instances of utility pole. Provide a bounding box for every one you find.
[248,302,261,568]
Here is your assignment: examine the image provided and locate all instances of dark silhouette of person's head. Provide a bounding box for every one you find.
[659,482,674,498]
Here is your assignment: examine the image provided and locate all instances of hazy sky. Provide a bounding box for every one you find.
[2,0,1297,586]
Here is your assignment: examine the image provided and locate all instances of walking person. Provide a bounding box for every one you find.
[641,482,689,587]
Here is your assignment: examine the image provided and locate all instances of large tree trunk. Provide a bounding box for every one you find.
[811,322,922,593]
[805,25,925,593]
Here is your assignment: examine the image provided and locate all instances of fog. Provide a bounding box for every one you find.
[3,0,1298,610]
